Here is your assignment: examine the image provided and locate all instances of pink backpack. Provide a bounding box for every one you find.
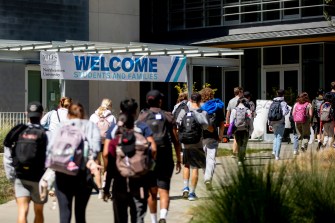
[293,102,308,123]
[97,115,111,142]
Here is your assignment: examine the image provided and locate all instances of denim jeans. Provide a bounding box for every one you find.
[293,133,299,152]
[272,123,285,158]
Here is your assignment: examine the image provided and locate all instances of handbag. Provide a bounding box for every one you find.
[227,120,236,137]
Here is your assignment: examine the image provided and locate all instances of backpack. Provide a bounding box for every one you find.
[268,100,283,121]
[115,125,152,178]
[293,102,308,123]
[178,110,202,144]
[313,99,324,118]
[173,101,189,126]
[45,124,88,176]
[320,102,333,122]
[11,125,47,177]
[97,115,111,142]
[141,109,169,146]
[234,107,249,129]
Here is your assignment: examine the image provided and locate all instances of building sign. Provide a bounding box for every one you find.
[40,52,187,82]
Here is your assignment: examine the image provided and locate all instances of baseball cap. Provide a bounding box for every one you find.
[27,101,44,118]
[146,90,164,101]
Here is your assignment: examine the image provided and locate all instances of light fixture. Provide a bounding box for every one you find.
[21,46,34,50]
[97,50,112,54]
[34,44,53,49]
[149,51,166,55]
[203,52,219,56]
[46,48,59,52]
[9,47,21,51]
[183,49,199,54]
[59,47,72,52]
[134,52,149,56]
[166,50,182,54]
[220,51,244,56]
[73,46,87,51]
[128,47,143,52]
[113,48,127,53]
[186,53,202,57]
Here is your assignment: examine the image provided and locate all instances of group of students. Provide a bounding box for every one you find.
[268,81,335,160]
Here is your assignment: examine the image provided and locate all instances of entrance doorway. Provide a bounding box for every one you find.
[262,66,300,106]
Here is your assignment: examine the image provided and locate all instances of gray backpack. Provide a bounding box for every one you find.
[234,107,249,129]
[45,124,88,176]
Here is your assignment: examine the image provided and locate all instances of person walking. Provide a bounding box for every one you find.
[89,98,116,199]
[40,97,72,132]
[3,101,48,223]
[46,102,101,223]
[226,87,244,157]
[177,93,209,200]
[199,87,225,191]
[102,98,157,223]
[292,92,313,152]
[243,91,255,137]
[137,89,182,223]
[229,97,252,165]
[327,81,335,148]
[319,92,335,148]
[268,89,289,160]
[311,89,324,149]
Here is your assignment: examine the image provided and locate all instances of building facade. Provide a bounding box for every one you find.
[140,0,334,107]
[0,0,140,115]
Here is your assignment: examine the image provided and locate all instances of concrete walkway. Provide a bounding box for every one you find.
[0,141,306,222]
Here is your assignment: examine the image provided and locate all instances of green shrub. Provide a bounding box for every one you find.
[191,151,335,223]
[0,154,15,204]
[0,123,12,153]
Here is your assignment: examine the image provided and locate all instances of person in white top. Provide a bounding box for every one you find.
[89,98,116,199]
[40,97,72,132]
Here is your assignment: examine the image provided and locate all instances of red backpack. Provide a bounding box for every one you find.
[293,102,308,123]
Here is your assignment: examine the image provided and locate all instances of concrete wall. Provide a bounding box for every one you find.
[88,0,140,115]
[0,62,25,112]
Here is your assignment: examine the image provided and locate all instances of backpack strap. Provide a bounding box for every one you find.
[56,110,60,122]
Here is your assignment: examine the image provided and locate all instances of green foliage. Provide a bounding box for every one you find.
[0,155,15,204]
[0,123,12,153]
[191,152,335,223]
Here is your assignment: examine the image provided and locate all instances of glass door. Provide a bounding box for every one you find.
[262,66,300,105]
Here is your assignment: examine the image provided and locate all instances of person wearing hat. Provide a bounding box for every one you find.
[137,89,182,223]
[3,101,48,223]
[268,89,289,160]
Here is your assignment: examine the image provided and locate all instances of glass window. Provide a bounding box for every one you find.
[283,0,299,18]
[302,0,323,17]
[205,4,221,26]
[302,44,323,98]
[193,66,204,92]
[263,47,281,65]
[263,1,280,21]
[266,71,280,100]
[282,45,299,64]
[46,80,61,111]
[170,11,184,30]
[185,9,203,28]
[242,48,261,100]
[241,4,261,23]
[205,67,223,99]
[224,6,239,23]
[224,70,239,104]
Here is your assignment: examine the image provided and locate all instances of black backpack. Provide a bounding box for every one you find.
[178,110,202,144]
[141,109,169,146]
[268,100,283,121]
[11,124,47,179]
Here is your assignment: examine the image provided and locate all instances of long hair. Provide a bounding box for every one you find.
[297,92,310,104]
[67,102,85,119]
[97,98,112,117]
[119,98,138,129]
[176,92,188,103]
[59,96,72,109]
[200,87,214,103]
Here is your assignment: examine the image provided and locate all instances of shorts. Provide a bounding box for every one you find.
[147,161,174,190]
[15,178,47,204]
[182,147,206,169]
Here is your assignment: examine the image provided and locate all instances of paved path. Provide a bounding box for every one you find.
[0,141,310,222]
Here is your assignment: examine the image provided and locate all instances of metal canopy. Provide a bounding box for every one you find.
[0,39,243,58]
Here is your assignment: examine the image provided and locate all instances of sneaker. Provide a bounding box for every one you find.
[230,154,237,158]
[272,152,275,156]
[205,181,213,191]
[275,157,280,161]
[293,150,299,155]
[188,192,198,201]
[182,187,189,199]
[158,219,166,223]
[98,189,104,199]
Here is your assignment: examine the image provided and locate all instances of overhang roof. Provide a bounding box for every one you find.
[0,39,243,57]
[192,21,335,46]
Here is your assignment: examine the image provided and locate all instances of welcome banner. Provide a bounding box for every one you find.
[40,52,187,82]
